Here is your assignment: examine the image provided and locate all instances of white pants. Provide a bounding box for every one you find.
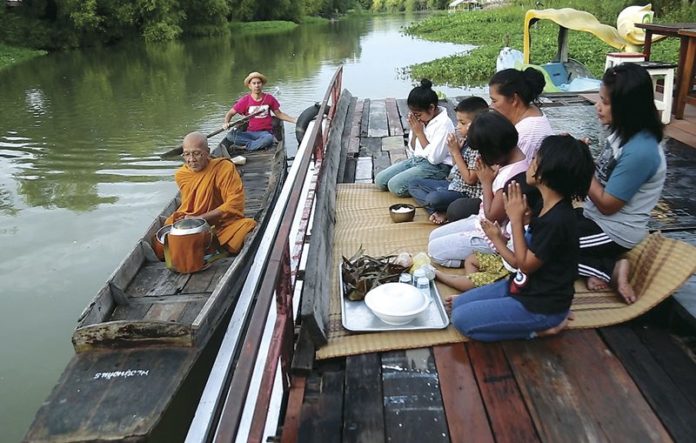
[428,215,494,268]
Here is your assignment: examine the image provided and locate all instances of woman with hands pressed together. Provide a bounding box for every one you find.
[408,97,489,224]
[375,79,455,197]
[449,135,594,341]
[428,110,528,268]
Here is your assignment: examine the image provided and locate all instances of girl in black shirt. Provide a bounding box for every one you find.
[450,135,594,341]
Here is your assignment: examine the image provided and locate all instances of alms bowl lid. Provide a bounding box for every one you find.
[364,282,428,316]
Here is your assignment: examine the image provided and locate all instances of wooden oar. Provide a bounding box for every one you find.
[159,109,264,159]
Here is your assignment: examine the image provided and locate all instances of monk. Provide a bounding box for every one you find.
[166,132,256,254]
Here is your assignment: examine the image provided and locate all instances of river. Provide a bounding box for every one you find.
[0,13,479,441]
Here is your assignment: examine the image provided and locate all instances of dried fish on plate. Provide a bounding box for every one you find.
[341,247,408,301]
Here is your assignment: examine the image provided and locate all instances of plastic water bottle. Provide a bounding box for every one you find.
[416,277,430,297]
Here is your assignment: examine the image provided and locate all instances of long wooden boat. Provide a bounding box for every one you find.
[25,121,287,442]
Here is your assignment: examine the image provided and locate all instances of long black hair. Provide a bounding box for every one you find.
[407,79,439,111]
[489,68,545,107]
[467,110,519,166]
[602,63,663,145]
[533,135,595,200]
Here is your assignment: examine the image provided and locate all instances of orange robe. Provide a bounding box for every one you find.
[166,158,256,254]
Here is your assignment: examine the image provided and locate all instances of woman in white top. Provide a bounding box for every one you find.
[375,79,455,197]
[489,68,554,160]
[446,68,553,222]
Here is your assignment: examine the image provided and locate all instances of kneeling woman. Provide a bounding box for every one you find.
[375,79,454,197]
[451,135,594,341]
[577,63,666,304]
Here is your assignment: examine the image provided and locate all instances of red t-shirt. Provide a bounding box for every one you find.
[233,93,280,132]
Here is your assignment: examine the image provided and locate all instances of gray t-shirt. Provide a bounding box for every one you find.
[583,131,666,248]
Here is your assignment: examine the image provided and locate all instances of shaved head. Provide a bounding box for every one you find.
[183,132,209,151]
[181,132,210,172]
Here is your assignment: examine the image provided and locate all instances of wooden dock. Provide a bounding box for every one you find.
[279,94,696,443]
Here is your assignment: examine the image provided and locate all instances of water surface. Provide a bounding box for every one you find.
[0,14,482,440]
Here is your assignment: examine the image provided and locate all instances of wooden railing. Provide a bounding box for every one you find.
[186,65,343,442]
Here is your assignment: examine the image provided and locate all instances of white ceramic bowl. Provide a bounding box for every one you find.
[364,282,430,325]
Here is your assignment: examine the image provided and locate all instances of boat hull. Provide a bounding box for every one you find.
[25,122,287,442]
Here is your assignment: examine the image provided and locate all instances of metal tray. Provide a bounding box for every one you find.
[339,264,450,332]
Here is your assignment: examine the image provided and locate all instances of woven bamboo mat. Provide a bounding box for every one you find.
[316,184,696,360]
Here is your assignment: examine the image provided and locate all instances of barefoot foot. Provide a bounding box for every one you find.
[586,276,609,291]
[429,212,447,225]
[612,258,636,304]
[445,294,461,312]
[537,311,575,337]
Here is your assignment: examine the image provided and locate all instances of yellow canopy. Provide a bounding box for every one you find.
[523,8,627,64]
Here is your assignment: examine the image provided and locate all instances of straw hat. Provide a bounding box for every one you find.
[244,71,267,87]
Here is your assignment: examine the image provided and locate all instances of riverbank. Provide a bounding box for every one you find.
[0,43,46,70]
[404,4,690,87]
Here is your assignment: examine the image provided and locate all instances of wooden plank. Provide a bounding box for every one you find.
[111,242,146,290]
[360,137,382,156]
[507,330,671,442]
[300,90,352,345]
[280,376,307,443]
[341,156,357,184]
[381,136,405,151]
[360,99,371,138]
[291,325,316,374]
[629,323,696,406]
[354,157,373,183]
[176,299,207,324]
[373,152,391,177]
[181,259,233,294]
[337,94,357,188]
[347,99,363,155]
[76,285,116,327]
[467,341,539,443]
[144,302,188,322]
[297,371,344,443]
[600,325,696,441]
[382,349,449,443]
[125,263,170,297]
[666,123,696,147]
[433,344,494,443]
[72,321,192,351]
[385,98,404,136]
[368,99,389,138]
[343,354,385,443]
[25,348,196,442]
[396,98,410,134]
[110,302,152,321]
[145,270,190,297]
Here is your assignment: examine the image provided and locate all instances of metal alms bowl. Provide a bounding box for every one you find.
[364,282,429,325]
[389,203,416,223]
[170,218,210,236]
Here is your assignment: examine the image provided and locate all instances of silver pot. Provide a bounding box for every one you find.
[170,218,210,236]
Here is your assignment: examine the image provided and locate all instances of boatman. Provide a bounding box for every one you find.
[222,71,296,151]
[166,132,256,254]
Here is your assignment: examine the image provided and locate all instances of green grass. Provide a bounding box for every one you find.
[404,6,682,87]
[0,43,46,70]
[300,16,331,24]
[228,20,299,35]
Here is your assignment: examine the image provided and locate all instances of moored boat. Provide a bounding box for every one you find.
[24,120,286,442]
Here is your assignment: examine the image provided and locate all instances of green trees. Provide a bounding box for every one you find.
[0,0,454,49]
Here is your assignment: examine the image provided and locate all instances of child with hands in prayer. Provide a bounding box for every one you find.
[448,135,594,341]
